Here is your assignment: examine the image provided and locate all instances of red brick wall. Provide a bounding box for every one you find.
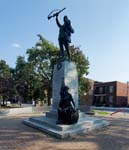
[79,95,93,105]
[93,81,129,107]
[116,82,128,106]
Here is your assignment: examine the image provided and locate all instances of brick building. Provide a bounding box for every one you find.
[93,81,129,107]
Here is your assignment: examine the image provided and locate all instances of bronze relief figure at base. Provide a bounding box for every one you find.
[57,84,79,125]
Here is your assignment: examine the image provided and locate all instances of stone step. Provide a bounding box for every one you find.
[23,117,109,139]
[24,119,64,138]
[46,110,57,119]
[29,117,58,130]
[28,116,109,131]
[29,117,92,131]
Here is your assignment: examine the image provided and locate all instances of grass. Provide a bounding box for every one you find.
[0,104,20,109]
[92,109,110,115]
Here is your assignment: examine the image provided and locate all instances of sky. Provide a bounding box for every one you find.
[0,0,129,83]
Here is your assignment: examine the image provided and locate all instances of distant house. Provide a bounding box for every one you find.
[93,81,129,107]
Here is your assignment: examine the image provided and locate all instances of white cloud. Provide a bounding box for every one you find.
[11,43,21,48]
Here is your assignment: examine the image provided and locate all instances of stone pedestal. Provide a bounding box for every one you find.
[52,60,78,109]
[46,60,78,119]
[24,60,109,138]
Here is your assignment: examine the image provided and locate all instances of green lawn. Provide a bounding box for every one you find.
[0,104,20,109]
[92,110,110,115]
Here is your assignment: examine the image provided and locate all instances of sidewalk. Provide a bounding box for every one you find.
[0,113,129,150]
[0,105,51,116]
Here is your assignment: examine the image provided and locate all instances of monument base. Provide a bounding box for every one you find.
[23,60,109,138]
[23,112,109,139]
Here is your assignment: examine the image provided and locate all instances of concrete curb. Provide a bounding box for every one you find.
[0,106,51,116]
[91,106,129,112]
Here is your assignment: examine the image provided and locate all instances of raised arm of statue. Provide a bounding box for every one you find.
[56,15,61,28]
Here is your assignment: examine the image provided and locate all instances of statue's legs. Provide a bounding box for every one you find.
[64,41,70,60]
[59,39,65,58]
[59,38,70,60]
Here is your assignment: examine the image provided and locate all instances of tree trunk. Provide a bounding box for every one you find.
[2,96,6,106]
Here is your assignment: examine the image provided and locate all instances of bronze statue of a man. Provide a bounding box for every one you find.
[55,14,74,60]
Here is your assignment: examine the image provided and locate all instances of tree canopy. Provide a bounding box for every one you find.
[0,60,11,78]
[0,60,15,105]
[0,35,90,105]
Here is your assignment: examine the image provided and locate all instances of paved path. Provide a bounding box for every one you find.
[0,114,129,150]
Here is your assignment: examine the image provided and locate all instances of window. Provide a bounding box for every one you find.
[109,85,114,93]
[99,87,103,94]
[94,87,99,94]
[109,96,113,103]
[100,96,103,102]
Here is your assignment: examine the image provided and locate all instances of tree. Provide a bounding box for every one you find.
[78,77,91,96]
[15,56,36,102]
[15,56,27,100]
[70,45,90,96]
[0,60,11,78]
[0,35,90,106]
[0,60,15,106]
[26,35,59,105]
[26,35,90,105]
